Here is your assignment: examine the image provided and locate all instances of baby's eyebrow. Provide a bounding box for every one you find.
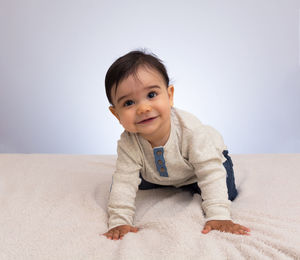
[117,94,130,104]
[145,85,161,91]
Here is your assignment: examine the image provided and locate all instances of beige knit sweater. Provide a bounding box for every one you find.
[108,107,231,230]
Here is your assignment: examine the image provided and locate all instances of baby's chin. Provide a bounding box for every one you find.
[122,126,138,134]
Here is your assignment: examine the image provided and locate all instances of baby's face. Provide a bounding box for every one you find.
[109,66,174,146]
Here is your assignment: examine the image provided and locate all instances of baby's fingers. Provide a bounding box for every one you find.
[241,225,251,233]
[202,224,212,234]
[234,230,250,235]
[103,231,111,238]
[233,225,251,235]
[112,229,121,240]
[103,231,113,239]
[103,230,121,240]
[103,225,139,240]
[130,226,139,233]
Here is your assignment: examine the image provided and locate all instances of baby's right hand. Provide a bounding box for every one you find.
[102,225,139,240]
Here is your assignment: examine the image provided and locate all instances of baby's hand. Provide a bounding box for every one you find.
[102,225,139,240]
[202,220,250,235]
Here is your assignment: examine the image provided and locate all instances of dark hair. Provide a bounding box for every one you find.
[105,49,170,105]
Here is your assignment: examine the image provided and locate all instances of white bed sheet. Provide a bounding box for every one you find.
[0,154,299,260]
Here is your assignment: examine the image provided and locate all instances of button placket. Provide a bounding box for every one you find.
[153,147,168,177]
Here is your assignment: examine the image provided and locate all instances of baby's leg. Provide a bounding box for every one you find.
[179,150,238,201]
[180,183,201,196]
[223,150,238,201]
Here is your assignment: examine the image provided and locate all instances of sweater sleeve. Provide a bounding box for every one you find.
[187,126,231,221]
[107,132,142,230]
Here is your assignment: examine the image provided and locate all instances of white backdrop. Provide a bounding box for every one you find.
[1,0,300,154]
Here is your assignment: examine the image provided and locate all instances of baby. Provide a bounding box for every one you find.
[103,50,250,240]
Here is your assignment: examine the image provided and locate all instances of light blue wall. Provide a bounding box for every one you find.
[1,0,300,154]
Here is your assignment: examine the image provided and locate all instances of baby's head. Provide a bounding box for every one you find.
[105,50,170,105]
[105,50,174,147]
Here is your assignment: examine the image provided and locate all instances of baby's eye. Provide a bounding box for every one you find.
[124,100,134,107]
[148,91,157,99]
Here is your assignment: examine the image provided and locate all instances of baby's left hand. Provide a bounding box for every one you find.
[202,220,250,235]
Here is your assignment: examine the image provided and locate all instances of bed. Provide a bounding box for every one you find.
[0,154,299,260]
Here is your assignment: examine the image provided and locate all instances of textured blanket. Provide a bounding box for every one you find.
[0,154,299,259]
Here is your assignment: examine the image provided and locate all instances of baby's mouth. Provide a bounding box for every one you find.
[137,116,158,124]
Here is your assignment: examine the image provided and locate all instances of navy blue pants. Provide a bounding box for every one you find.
[138,150,238,201]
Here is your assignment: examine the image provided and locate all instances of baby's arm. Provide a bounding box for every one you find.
[186,124,250,235]
[194,158,251,235]
[104,133,142,239]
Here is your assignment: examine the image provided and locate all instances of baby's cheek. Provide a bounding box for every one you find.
[120,120,137,133]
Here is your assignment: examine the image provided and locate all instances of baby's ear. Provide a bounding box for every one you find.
[109,106,120,121]
[168,85,174,107]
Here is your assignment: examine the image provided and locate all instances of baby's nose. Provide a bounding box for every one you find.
[137,103,152,115]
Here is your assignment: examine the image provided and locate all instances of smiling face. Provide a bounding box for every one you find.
[109,66,174,147]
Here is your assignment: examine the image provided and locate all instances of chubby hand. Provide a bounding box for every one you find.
[202,220,250,235]
[103,225,139,240]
